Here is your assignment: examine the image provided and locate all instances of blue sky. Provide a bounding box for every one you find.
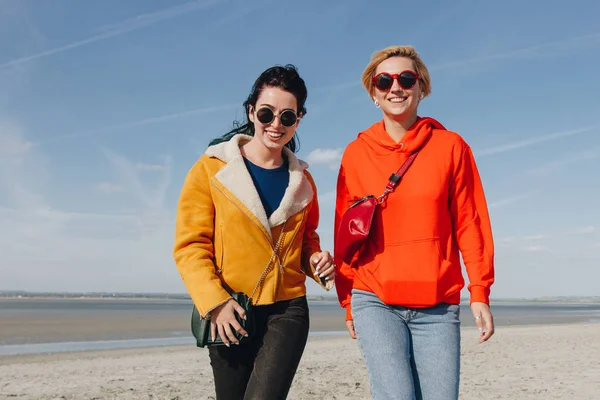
[1,0,599,299]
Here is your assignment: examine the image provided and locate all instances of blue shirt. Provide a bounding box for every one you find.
[243,157,290,218]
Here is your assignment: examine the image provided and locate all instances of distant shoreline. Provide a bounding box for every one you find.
[1,292,599,304]
[0,293,340,302]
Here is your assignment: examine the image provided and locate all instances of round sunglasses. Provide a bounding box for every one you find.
[255,107,298,127]
[372,70,420,92]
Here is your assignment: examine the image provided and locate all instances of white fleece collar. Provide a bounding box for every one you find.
[205,134,314,235]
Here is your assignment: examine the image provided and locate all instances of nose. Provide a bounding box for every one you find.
[389,77,403,92]
[270,114,283,128]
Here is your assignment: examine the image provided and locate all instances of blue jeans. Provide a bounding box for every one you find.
[351,289,461,400]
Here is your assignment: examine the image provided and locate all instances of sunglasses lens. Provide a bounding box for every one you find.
[375,74,393,91]
[280,110,297,127]
[256,108,274,124]
[399,72,417,89]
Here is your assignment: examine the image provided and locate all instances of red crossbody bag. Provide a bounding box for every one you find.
[334,145,425,265]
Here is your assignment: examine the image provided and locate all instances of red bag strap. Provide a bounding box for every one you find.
[385,152,418,191]
[377,134,430,204]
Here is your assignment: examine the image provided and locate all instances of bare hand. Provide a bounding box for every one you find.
[471,302,494,343]
[346,320,357,339]
[311,251,335,283]
[210,298,248,346]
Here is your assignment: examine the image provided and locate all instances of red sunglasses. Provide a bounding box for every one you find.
[372,70,420,91]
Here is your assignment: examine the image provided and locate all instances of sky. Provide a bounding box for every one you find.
[1,0,599,299]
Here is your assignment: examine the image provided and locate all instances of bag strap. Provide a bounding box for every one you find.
[377,136,429,204]
[248,219,288,302]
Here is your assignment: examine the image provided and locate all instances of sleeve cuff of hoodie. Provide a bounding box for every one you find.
[345,304,353,321]
[469,285,490,305]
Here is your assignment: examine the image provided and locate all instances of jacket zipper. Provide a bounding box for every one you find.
[272,220,289,299]
[212,181,303,302]
[279,209,306,273]
[216,224,224,275]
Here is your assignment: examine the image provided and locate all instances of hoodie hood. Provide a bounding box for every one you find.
[357,116,446,155]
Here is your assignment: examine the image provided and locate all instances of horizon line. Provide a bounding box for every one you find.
[1,290,599,302]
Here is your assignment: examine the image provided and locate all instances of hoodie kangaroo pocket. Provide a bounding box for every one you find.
[369,238,450,305]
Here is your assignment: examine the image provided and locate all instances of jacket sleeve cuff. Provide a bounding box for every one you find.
[345,304,353,321]
[197,289,231,319]
[469,285,490,305]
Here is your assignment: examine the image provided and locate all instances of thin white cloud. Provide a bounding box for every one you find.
[92,182,124,194]
[568,226,597,235]
[523,245,550,252]
[202,0,269,29]
[101,148,172,212]
[476,126,599,157]
[313,80,362,93]
[37,103,237,144]
[0,205,137,223]
[522,235,547,241]
[3,0,262,146]
[499,235,548,249]
[0,0,219,70]
[501,235,548,242]
[0,125,32,155]
[501,227,597,249]
[430,32,600,71]
[0,123,178,292]
[0,120,75,246]
[0,203,175,292]
[313,32,600,93]
[0,119,50,209]
[135,162,167,172]
[489,192,537,208]
[526,147,600,176]
[306,148,343,169]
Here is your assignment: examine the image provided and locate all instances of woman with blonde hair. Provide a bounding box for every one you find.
[334,46,495,399]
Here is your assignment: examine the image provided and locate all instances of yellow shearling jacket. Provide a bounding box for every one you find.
[174,134,332,318]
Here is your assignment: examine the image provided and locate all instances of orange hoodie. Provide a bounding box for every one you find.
[334,117,494,320]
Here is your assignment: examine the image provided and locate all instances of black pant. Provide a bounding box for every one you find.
[208,296,310,400]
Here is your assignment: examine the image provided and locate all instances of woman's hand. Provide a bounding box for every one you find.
[311,251,335,283]
[470,302,494,343]
[346,319,357,339]
[210,298,248,346]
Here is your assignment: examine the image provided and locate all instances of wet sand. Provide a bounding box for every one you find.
[3,298,600,349]
[1,313,190,345]
[0,298,348,346]
[1,323,599,399]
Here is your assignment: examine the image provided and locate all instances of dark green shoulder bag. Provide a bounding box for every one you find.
[191,292,255,347]
[190,228,287,348]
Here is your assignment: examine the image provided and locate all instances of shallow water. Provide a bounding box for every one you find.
[1,298,598,356]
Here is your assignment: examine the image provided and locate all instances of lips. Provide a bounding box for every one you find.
[266,130,284,140]
[388,96,408,103]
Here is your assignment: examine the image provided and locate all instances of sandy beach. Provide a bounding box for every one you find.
[1,323,599,399]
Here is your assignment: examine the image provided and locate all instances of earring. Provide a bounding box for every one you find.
[374,100,380,108]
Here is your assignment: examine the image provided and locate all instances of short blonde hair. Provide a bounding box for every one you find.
[361,45,431,98]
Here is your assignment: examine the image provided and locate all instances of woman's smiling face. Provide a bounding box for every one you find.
[248,86,300,153]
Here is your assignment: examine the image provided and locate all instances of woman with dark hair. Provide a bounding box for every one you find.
[174,64,335,399]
